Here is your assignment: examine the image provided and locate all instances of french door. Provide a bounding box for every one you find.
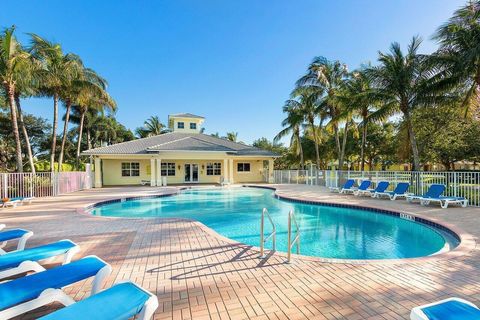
[184,164,199,182]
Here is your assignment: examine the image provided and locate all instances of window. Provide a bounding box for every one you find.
[237,163,251,172]
[161,162,176,176]
[206,162,221,176]
[177,122,184,129]
[190,122,197,130]
[121,162,140,177]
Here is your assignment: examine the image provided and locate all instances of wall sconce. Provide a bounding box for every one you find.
[178,165,181,170]
[202,165,205,169]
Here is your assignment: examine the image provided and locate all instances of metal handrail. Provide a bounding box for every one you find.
[259,208,276,258]
[287,210,300,263]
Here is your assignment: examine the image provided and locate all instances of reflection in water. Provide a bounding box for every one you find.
[91,188,458,259]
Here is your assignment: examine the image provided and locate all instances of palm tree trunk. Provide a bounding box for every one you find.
[360,123,367,171]
[87,129,93,164]
[15,95,35,173]
[404,111,420,171]
[338,121,350,170]
[76,110,85,170]
[5,84,23,172]
[297,134,304,170]
[310,120,321,184]
[50,93,59,172]
[58,100,72,172]
[333,125,341,169]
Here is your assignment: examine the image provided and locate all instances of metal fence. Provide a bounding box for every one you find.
[273,168,480,207]
[0,171,93,199]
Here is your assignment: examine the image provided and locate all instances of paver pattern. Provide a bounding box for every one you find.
[2,184,479,320]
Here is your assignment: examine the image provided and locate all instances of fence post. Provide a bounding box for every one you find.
[453,171,457,197]
[2,174,6,198]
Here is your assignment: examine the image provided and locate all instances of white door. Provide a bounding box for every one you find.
[184,164,199,182]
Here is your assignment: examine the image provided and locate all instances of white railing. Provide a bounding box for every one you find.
[273,168,480,207]
[0,171,93,199]
[286,210,300,263]
[259,208,276,258]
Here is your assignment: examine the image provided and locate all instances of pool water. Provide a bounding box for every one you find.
[90,187,459,259]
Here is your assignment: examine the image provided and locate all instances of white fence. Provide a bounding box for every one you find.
[0,171,93,199]
[273,169,480,207]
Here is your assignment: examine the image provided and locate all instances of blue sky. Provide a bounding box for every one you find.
[1,0,464,144]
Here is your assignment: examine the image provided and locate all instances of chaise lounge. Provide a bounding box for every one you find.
[411,297,480,320]
[0,228,33,254]
[373,182,410,200]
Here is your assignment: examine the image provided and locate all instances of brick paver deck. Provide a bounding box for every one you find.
[2,185,479,319]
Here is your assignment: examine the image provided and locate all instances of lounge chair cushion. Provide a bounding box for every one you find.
[421,299,480,320]
[0,256,107,310]
[0,240,76,271]
[358,180,371,190]
[0,229,29,242]
[342,179,355,189]
[39,282,151,320]
[375,181,389,193]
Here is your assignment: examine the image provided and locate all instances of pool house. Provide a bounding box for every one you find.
[83,113,278,187]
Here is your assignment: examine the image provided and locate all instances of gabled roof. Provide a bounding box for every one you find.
[168,113,205,119]
[81,132,278,157]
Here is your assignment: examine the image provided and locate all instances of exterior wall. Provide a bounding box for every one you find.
[102,159,151,186]
[169,117,204,134]
[232,159,266,183]
[98,154,273,186]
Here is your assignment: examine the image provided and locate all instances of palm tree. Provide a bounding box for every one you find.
[365,37,433,171]
[433,1,480,116]
[290,86,323,175]
[274,101,305,169]
[226,132,238,142]
[297,57,349,169]
[339,69,377,171]
[135,116,165,138]
[29,34,82,172]
[0,27,30,172]
[57,67,111,171]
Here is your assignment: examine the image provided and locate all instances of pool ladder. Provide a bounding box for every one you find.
[259,208,276,258]
[259,208,300,263]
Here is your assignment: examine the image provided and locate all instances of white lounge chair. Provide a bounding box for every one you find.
[411,297,480,320]
[0,256,112,319]
[373,182,410,200]
[330,179,355,193]
[0,229,33,254]
[0,239,79,279]
[406,184,446,204]
[357,181,389,197]
[1,199,21,208]
[351,180,372,195]
[38,281,159,320]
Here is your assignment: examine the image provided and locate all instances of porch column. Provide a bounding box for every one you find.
[94,157,102,188]
[150,158,156,186]
[156,158,162,186]
[229,159,234,184]
[223,159,228,183]
[268,159,274,183]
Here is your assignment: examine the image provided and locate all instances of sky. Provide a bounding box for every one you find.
[1,0,465,144]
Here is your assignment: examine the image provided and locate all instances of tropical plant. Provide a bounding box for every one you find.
[29,34,83,172]
[0,26,30,172]
[433,0,480,116]
[365,36,435,170]
[225,132,238,142]
[275,100,305,169]
[135,116,165,138]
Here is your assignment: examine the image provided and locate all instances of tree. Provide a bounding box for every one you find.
[433,1,480,116]
[366,37,434,170]
[297,57,350,170]
[0,26,29,172]
[225,132,238,142]
[135,116,165,138]
[274,101,305,168]
[30,34,83,172]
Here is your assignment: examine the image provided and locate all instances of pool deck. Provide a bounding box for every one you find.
[2,184,480,319]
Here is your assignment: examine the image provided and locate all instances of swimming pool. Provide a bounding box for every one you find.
[89,187,459,260]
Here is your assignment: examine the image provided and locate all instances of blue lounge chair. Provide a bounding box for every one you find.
[357,181,389,197]
[410,297,480,320]
[0,228,33,254]
[350,180,372,195]
[0,239,79,279]
[38,281,159,320]
[0,256,112,319]
[373,182,410,200]
[423,196,469,209]
[330,179,355,193]
[406,184,445,204]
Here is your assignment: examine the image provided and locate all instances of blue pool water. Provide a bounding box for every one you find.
[90,187,459,259]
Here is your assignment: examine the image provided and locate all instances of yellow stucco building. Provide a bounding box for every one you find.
[83,113,278,187]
